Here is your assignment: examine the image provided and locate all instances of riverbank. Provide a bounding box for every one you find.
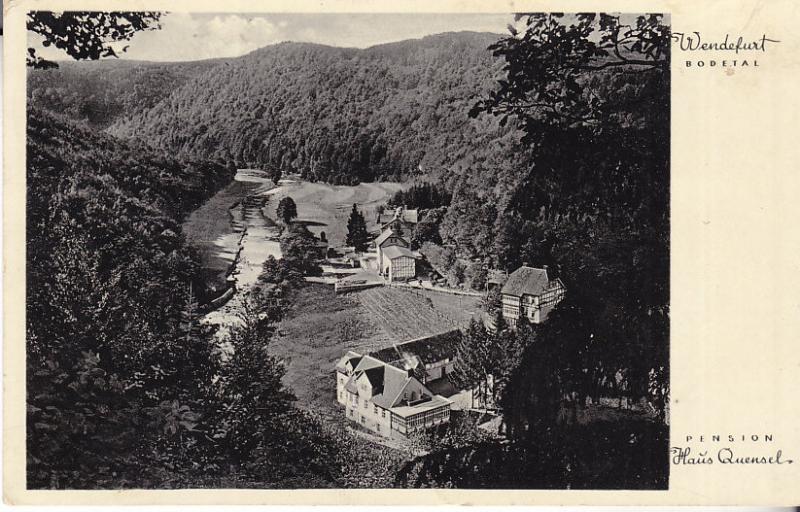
[184,169,287,347]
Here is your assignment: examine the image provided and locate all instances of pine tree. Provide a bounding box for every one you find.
[276,196,298,225]
[345,203,368,253]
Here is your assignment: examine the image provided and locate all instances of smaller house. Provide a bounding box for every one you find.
[374,227,414,281]
[486,269,509,292]
[381,245,416,282]
[500,265,566,326]
[377,206,418,234]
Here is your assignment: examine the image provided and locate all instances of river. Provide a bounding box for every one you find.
[183,169,287,345]
[184,169,406,348]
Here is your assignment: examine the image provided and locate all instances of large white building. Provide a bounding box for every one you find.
[335,330,472,438]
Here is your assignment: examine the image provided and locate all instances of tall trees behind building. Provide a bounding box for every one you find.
[472,12,670,441]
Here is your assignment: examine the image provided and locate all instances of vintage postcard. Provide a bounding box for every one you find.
[3,0,799,506]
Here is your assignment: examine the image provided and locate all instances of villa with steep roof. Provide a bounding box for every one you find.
[335,330,470,438]
[500,265,566,326]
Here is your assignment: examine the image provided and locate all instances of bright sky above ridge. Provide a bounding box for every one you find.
[29,12,515,62]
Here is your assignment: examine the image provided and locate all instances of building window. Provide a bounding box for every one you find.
[363,400,368,409]
[381,410,386,418]
[349,409,353,417]
[360,415,365,424]
[374,405,378,415]
[377,424,381,432]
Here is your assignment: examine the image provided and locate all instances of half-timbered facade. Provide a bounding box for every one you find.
[500,266,566,326]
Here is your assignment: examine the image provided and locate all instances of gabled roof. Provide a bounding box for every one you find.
[352,355,385,373]
[363,366,385,393]
[369,330,460,369]
[382,245,415,260]
[501,266,551,297]
[370,363,412,409]
[335,350,363,373]
[374,228,398,248]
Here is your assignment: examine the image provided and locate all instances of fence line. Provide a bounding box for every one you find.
[386,281,483,298]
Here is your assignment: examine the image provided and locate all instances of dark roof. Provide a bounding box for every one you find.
[348,355,413,409]
[382,245,415,260]
[369,330,460,369]
[335,350,362,373]
[500,266,550,297]
[371,363,412,409]
[364,366,385,393]
[374,228,397,247]
[426,375,459,398]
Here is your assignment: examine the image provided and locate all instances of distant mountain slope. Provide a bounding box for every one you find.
[27,58,224,129]
[103,31,518,184]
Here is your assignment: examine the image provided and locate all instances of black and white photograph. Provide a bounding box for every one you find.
[24,11,670,490]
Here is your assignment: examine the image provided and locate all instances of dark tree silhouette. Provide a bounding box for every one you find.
[276,196,298,225]
[472,13,671,438]
[345,204,368,253]
[27,11,163,69]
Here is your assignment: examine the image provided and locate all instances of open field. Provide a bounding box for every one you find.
[353,286,482,341]
[264,178,407,248]
[271,284,393,423]
[271,284,483,423]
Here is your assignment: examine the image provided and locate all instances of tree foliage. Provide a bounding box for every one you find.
[388,182,452,210]
[276,196,298,225]
[27,11,163,69]
[90,33,515,183]
[470,13,670,437]
[345,204,369,253]
[26,106,339,488]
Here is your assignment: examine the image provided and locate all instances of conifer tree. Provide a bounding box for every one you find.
[276,196,298,225]
[345,203,369,253]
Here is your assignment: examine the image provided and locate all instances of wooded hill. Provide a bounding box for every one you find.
[26,16,670,488]
[27,58,221,129]
[29,32,525,189]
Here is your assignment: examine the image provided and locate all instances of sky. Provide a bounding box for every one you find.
[29,12,516,62]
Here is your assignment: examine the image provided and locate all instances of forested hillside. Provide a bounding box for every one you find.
[104,32,522,185]
[25,13,670,489]
[27,58,220,128]
[26,107,344,488]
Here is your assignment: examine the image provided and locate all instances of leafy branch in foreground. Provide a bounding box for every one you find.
[27,11,164,68]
